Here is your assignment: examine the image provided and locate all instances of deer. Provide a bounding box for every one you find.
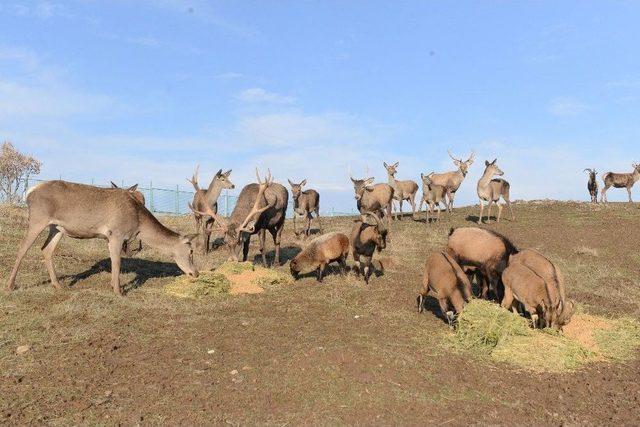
[350,212,388,284]
[289,232,349,281]
[418,172,448,223]
[287,179,321,238]
[190,169,288,266]
[110,182,145,256]
[428,151,475,211]
[6,180,198,296]
[186,165,235,253]
[476,159,514,224]
[383,161,419,220]
[600,163,640,203]
[349,175,394,227]
[583,168,599,203]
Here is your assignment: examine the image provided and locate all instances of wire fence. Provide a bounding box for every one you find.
[9,177,356,218]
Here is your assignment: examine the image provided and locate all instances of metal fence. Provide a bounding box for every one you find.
[10,177,355,218]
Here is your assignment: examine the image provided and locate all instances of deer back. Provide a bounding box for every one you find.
[231,182,288,233]
[360,183,394,212]
[296,189,320,212]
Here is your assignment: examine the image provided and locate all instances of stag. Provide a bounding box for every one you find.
[187,165,235,253]
[476,159,514,224]
[349,175,394,226]
[600,163,640,203]
[6,181,198,296]
[191,169,288,266]
[428,151,475,211]
[583,168,598,203]
[288,179,322,238]
[383,161,419,220]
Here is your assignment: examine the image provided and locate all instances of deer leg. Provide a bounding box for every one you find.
[409,194,417,219]
[203,220,212,254]
[338,255,347,275]
[486,201,493,223]
[258,228,267,266]
[107,237,125,296]
[42,226,64,289]
[386,203,392,228]
[306,212,312,238]
[6,218,49,291]
[501,284,514,309]
[497,203,503,223]
[352,252,361,276]
[241,238,250,262]
[315,207,323,233]
[292,213,298,236]
[628,187,633,203]
[316,263,325,282]
[271,226,283,267]
[601,185,608,203]
[477,200,484,224]
[364,256,373,284]
[398,199,403,220]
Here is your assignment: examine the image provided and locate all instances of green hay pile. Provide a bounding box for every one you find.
[451,299,640,373]
[163,272,230,299]
[216,261,256,275]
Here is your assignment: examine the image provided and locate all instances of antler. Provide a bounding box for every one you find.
[238,168,274,233]
[188,202,228,231]
[186,164,200,191]
[466,150,475,162]
[447,150,462,162]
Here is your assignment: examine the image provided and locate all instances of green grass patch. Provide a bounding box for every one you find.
[163,272,230,299]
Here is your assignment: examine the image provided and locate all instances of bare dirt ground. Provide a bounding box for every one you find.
[1,201,639,425]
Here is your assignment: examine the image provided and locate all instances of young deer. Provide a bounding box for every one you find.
[419,172,448,223]
[6,181,198,296]
[476,159,514,224]
[600,163,640,203]
[350,176,394,227]
[583,168,598,203]
[187,165,235,253]
[383,161,419,220]
[428,151,475,211]
[350,212,388,284]
[287,179,321,238]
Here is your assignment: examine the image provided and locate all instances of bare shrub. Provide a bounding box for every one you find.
[0,141,42,204]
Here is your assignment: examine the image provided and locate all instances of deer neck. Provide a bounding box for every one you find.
[387,173,398,191]
[138,210,180,252]
[477,168,494,190]
[205,180,225,207]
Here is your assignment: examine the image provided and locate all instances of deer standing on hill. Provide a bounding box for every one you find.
[383,161,419,220]
[583,168,598,203]
[476,159,514,224]
[600,164,640,203]
[187,165,235,253]
[191,169,288,266]
[288,179,321,238]
[418,172,448,223]
[428,151,475,211]
[350,175,394,227]
[6,181,198,296]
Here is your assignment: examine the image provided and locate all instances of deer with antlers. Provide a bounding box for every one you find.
[476,159,514,224]
[288,179,321,238]
[600,163,640,203]
[190,169,288,266]
[186,165,235,253]
[428,151,475,211]
[383,161,419,220]
[583,168,598,203]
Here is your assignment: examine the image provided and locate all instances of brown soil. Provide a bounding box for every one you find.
[227,270,264,294]
[1,201,640,425]
[563,314,613,352]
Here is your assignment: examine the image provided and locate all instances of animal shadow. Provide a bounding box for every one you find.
[252,245,302,267]
[417,295,450,324]
[293,264,348,281]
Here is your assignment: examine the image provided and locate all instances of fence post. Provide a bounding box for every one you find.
[175,185,179,214]
[150,181,154,212]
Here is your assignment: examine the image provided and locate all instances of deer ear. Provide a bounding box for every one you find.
[110,181,118,188]
[454,160,461,166]
[288,179,294,186]
[393,162,399,168]
[215,169,223,177]
[383,162,388,168]
[127,184,138,192]
[301,179,307,187]
[350,177,357,184]
[485,160,490,166]
[492,159,497,165]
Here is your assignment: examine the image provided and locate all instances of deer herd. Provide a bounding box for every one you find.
[5,150,638,332]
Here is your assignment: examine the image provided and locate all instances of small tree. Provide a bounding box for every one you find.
[0,142,42,204]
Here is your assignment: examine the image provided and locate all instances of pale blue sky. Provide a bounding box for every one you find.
[1,1,640,210]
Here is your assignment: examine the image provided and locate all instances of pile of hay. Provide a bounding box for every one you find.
[164,262,293,299]
[451,299,640,372]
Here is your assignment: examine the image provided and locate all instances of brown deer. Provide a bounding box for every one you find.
[6,181,198,296]
[289,232,349,281]
[600,163,640,203]
[350,212,388,284]
[584,168,598,203]
[349,175,394,226]
[418,172,448,223]
[383,161,419,220]
[110,182,146,205]
[191,169,288,266]
[186,165,235,253]
[287,179,321,238]
[428,151,475,211]
[476,159,514,224]
[110,182,145,256]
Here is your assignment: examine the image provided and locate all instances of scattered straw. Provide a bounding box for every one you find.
[163,272,230,299]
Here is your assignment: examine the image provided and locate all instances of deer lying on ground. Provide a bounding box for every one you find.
[583,169,598,203]
[110,182,145,256]
[288,179,322,238]
[476,159,514,224]
[289,232,349,281]
[6,181,198,296]
[187,165,235,253]
[383,161,419,220]
[418,172,448,223]
[350,176,394,226]
[417,251,473,326]
[428,151,475,211]
[502,250,575,330]
[600,163,640,203]
[447,227,518,301]
[350,212,388,284]
[191,169,288,266]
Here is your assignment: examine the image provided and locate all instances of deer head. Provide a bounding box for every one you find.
[420,172,435,187]
[350,176,375,201]
[362,212,387,252]
[449,150,475,176]
[287,179,307,200]
[383,161,399,177]
[173,234,199,277]
[484,158,504,177]
[212,168,235,190]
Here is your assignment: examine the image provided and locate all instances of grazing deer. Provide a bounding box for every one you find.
[187,165,235,253]
[428,151,475,211]
[476,159,514,224]
[350,212,388,284]
[6,181,198,296]
[349,176,394,226]
[287,179,322,238]
[191,169,288,266]
[583,168,598,203]
[110,182,145,256]
[110,182,146,205]
[600,163,640,203]
[289,232,349,281]
[418,172,448,223]
[383,161,419,220]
